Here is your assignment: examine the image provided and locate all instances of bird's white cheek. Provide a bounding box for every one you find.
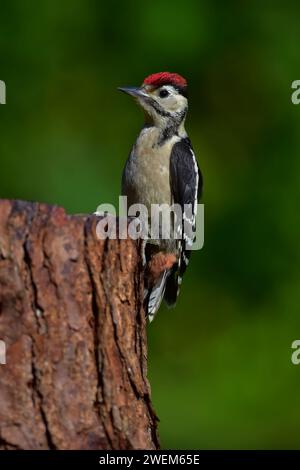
[165,98,181,112]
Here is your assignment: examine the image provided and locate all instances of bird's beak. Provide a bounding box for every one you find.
[118,86,147,98]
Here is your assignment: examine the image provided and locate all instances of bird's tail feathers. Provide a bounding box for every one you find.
[146,270,169,322]
[164,265,180,307]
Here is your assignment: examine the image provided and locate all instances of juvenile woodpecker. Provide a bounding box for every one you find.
[119,72,202,320]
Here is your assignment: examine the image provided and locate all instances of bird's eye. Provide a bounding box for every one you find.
[159,89,169,98]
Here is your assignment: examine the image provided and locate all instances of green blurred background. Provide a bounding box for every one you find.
[1,0,300,449]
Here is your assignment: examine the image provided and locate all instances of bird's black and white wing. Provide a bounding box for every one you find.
[164,137,202,306]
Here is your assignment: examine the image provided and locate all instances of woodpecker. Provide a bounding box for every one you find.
[119,72,203,321]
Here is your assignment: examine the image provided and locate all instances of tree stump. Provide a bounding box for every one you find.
[0,199,159,450]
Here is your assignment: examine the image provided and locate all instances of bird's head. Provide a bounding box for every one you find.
[118,72,188,129]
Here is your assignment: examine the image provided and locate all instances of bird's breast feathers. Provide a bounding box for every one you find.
[123,127,181,209]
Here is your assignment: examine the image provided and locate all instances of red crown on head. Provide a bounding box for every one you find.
[143,72,187,90]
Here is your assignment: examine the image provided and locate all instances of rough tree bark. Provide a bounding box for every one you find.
[0,199,159,450]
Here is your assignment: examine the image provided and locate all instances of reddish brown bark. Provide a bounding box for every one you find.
[0,199,159,450]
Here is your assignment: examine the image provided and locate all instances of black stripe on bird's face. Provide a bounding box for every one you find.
[157,107,188,145]
[144,96,172,118]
